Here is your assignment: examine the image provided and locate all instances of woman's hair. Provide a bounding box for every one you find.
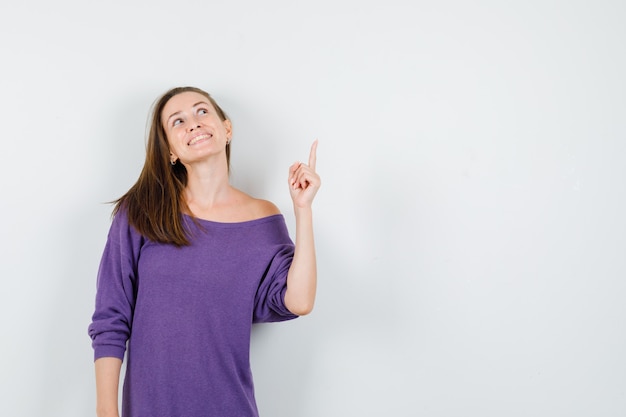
[113,86,231,246]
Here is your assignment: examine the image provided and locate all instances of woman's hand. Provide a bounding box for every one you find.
[288,140,321,208]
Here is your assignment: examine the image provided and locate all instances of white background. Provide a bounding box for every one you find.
[1,1,625,416]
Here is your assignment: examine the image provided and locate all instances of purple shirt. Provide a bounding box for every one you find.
[88,211,298,417]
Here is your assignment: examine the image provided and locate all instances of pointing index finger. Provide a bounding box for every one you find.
[308,139,318,171]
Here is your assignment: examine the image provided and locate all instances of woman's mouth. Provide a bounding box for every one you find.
[188,134,212,146]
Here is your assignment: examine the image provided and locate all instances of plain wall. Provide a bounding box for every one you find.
[1,1,625,416]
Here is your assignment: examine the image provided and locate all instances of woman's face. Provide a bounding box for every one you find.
[162,91,232,165]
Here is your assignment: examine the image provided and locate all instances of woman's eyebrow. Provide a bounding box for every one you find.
[166,101,210,123]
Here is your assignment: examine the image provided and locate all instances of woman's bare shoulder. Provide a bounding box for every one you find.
[250,197,281,218]
[232,189,281,219]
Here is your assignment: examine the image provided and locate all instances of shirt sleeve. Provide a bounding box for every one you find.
[252,220,299,323]
[87,211,143,361]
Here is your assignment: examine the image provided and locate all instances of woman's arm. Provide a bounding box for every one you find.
[94,357,122,417]
[284,141,321,316]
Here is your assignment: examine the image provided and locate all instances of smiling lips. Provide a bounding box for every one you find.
[188,133,212,146]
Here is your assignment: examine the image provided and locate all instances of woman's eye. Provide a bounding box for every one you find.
[173,119,183,126]
[198,109,208,115]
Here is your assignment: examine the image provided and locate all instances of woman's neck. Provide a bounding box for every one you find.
[182,158,232,211]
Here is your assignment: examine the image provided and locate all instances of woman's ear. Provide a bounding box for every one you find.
[223,119,233,139]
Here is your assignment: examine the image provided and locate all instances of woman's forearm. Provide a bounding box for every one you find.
[285,206,317,316]
[95,357,122,417]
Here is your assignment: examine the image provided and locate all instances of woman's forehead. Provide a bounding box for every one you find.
[164,91,211,112]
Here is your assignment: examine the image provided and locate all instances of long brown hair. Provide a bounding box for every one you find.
[113,86,231,246]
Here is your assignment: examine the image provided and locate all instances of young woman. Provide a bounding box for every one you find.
[88,86,320,417]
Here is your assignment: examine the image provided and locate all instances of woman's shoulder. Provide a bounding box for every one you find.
[252,198,281,218]
[239,192,281,218]
[106,204,147,248]
[230,188,281,221]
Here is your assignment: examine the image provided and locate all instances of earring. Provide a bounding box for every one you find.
[171,159,177,166]
[226,139,231,145]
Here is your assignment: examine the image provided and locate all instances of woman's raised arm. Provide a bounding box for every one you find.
[284,141,321,316]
